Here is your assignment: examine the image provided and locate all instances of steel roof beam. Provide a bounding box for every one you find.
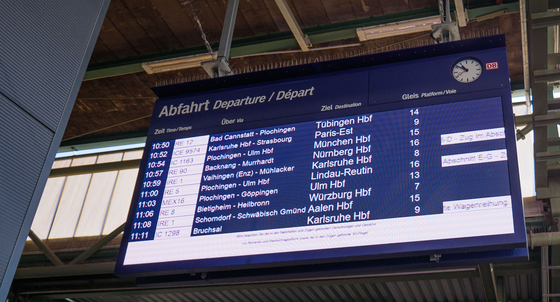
[534,69,560,83]
[532,11,560,29]
[27,230,64,267]
[529,0,551,192]
[49,159,141,177]
[274,0,311,51]
[478,264,499,302]
[67,223,125,265]
[454,0,468,26]
[14,262,117,279]
[201,0,238,78]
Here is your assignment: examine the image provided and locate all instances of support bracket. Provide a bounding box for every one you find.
[201,57,233,78]
[432,0,460,42]
[202,0,239,78]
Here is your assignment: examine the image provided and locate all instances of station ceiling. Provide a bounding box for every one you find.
[63,0,523,146]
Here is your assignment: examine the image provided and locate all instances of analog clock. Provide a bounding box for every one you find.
[451,58,482,83]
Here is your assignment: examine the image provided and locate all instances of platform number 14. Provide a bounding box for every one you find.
[410,108,421,214]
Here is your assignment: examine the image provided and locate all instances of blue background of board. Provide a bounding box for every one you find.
[115,35,527,276]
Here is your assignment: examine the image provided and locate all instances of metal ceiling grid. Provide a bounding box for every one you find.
[503,274,541,301]
[64,277,492,302]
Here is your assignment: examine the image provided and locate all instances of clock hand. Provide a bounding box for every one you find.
[458,64,469,72]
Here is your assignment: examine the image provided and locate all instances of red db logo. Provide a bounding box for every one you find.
[485,62,498,70]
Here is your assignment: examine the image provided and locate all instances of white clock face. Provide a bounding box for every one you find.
[452,58,482,83]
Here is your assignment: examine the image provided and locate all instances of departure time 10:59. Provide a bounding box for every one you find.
[143,180,162,188]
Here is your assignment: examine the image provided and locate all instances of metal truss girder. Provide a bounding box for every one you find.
[534,69,560,83]
[217,0,238,60]
[517,123,534,140]
[532,11,560,29]
[275,0,311,51]
[544,246,550,302]
[515,114,533,125]
[548,166,560,179]
[538,178,560,198]
[14,262,116,279]
[68,223,125,265]
[548,98,560,110]
[203,0,238,78]
[454,0,467,27]
[529,0,550,219]
[19,224,125,279]
[475,9,508,22]
[478,264,499,302]
[534,112,560,126]
[550,245,560,300]
[536,151,560,162]
[466,2,519,21]
[529,232,560,246]
[492,262,541,276]
[549,53,560,65]
[27,230,64,266]
[549,137,560,147]
[518,115,559,128]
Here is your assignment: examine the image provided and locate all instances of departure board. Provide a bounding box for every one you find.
[115,36,527,276]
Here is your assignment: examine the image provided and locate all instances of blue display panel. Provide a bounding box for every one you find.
[115,36,526,276]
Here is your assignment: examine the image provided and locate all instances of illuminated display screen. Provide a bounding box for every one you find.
[115,36,526,276]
